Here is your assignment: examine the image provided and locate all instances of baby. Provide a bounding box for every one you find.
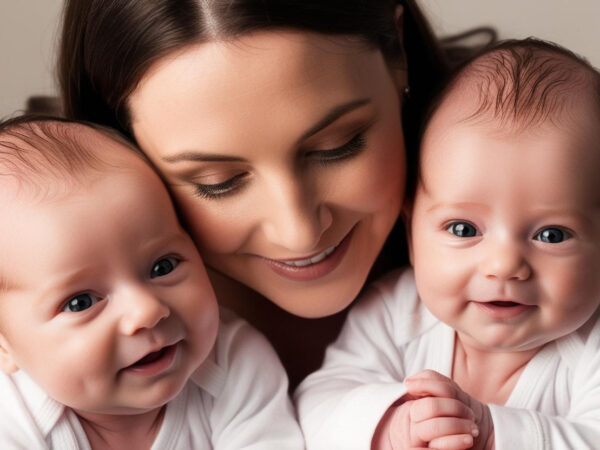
[0,116,303,449]
[295,39,600,450]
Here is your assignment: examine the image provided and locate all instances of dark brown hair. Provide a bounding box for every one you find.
[59,0,450,143]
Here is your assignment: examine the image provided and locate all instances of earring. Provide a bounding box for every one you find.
[403,86,411,101]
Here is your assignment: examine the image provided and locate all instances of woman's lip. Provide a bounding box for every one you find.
[473,301,535,319]
[121,343,178,377]
[261,227,354,281]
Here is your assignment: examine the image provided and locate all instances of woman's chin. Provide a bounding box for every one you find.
[259,274,367,318]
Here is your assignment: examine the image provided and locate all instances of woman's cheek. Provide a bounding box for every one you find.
[341,147,405,214]
[170,188,248,254]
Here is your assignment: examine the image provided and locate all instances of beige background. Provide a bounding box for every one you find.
[1,0,600,118]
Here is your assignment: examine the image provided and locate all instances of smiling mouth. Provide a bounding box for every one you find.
[489,301,521,307]
[260,226,355,281]
[279,245,337,267]
[474,299,534,320]
[130,347,170,368]
[124,343,177,372]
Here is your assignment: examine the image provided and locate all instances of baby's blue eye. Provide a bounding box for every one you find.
[534,227,571,243]
[63,293,100,312]
[151,257,180,278]
[446,222,478,237]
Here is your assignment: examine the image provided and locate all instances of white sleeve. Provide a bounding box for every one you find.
[0,373,47,449]
[210,314,304,450]
[490,317,600,450]
[295,269,423,450]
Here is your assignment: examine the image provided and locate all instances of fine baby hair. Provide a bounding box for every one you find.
[0,115,142,187]
[402,36,600,200]
[423,37,600,132]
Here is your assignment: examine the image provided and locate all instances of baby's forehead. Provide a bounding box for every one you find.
[422,44,600,169]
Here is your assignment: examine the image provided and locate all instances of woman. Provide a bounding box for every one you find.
[58,0,450,388]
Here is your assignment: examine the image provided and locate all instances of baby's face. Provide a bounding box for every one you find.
[410,94,600,353]
[0,143,218,415]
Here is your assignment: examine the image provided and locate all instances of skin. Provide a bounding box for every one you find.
[0,129,219,449]
[129,31,407,319]
[377,77,600,449]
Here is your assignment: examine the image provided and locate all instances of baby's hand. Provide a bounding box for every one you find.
[384,394,478,450]
[401,370,494,450]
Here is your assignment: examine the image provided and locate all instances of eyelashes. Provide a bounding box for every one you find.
[445,221,478,238]
[193,132,367,200]
[533,227,572,243]
[444,220,573,244]
[307,132,366,165]
[194,173,249,199]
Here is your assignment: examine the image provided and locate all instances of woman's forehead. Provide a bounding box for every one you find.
[128,31,393,153]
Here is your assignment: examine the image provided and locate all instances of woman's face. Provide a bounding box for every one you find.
[129,31,406,317]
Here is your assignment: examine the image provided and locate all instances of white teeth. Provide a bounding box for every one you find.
[281,245,336,267]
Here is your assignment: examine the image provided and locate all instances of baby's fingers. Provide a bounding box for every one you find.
[412,417,479,446]
[428,433,476,450]
[405,376,455,398]
[405,377,472,408]
[410,397,475,423]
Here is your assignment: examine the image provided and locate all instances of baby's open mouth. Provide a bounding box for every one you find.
[489,301,521,307]
[127,344,175,369]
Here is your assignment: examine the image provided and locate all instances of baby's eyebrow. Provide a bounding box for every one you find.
[425,201,490,214]
[0,274,19,295]
[527,208,596,227]
[36,267,99,300]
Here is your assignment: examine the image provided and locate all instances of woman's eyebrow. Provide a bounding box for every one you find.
[299,98,371,141]
[163,152,246,163]
[162,98,371,163]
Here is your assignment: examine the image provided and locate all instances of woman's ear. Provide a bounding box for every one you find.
[0,333,18,374]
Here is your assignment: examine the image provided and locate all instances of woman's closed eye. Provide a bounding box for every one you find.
[194,172,249,199]
[192,132,366,200]
[306,132,366,165]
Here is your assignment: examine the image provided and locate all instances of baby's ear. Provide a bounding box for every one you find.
[0,333,19,374]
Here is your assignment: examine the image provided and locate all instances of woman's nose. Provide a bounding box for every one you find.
[478,240,531,281]
[118,286,171,336]
[260,179,332,253]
